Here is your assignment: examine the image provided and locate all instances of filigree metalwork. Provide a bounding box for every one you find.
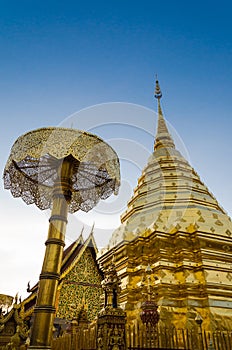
[3,127,120,213]
[3,126,120,349]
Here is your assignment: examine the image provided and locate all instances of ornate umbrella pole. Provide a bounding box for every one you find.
[30,156,76,349]
[3,127,120,350]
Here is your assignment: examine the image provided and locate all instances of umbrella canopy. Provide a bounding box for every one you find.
[3,127,120,213]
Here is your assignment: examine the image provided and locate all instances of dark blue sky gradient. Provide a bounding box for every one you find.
[1,1,231,182]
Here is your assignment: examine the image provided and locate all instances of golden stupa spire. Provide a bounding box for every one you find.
[154,78,175,151]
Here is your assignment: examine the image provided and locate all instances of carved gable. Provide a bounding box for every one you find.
[57,247,103,321]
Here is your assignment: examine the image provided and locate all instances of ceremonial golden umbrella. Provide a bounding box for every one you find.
[3,127,120,349]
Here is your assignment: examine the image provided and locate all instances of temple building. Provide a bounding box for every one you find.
[98,80,232,331]
[0,295,30,348]
[24,229,103,324]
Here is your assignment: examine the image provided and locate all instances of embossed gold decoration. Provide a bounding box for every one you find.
[97,262,126,350]
[3,127,120,350]
[56,245,103,322]
[0,295,13,312]
[0,297,30,348]
[99,80,232,332]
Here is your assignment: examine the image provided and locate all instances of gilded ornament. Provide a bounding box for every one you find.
[3,126,120,349]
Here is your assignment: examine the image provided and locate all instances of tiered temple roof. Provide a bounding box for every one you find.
[24,229,103,322]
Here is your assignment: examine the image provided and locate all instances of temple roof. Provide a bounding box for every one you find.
[60,226,100,279]
[107,81,232,249]
[23,228,101,315]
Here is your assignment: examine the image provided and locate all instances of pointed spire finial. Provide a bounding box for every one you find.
[80,225,84,235]
[154,77,175,151]
[90,221,95,236]
[79,225,84,242]
[154,77,162,100]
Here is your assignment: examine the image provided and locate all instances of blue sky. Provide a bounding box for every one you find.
[1,0,232,299]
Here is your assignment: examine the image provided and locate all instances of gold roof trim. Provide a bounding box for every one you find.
[60,231,99,280]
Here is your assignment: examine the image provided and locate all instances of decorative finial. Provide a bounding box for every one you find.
[80,225,84,235]
[79,225,84,242]
[14,293,18,304]
[154,77,162,100]
[90,221,95,235]
[153,77,175,151]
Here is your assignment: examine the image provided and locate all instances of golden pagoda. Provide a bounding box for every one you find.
[98,80,232,331]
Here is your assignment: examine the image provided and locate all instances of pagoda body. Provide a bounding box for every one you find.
[98,81,232,331]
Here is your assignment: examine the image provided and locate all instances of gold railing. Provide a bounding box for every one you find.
[51,324,96,350]
[51,323,232,350]
[126,324,232,350]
